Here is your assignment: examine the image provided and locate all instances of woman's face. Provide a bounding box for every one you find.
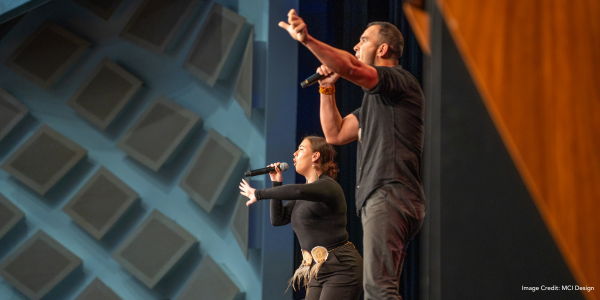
[293,139,314,176]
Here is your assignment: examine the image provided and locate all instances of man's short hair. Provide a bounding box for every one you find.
[367,21,404,60]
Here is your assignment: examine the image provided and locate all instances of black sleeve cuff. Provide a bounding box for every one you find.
[255,181,283,200]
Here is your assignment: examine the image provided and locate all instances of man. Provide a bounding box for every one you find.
[279,9,426,300]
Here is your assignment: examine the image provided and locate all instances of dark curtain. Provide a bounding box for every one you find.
[294,0,423,299]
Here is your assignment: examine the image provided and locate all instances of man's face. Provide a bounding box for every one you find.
[354,25,381,65]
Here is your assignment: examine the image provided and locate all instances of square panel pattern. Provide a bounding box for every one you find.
[229,193,249,259]
[117,95,201,171]
[74,278,122,300]
[63,166,139,240]
[233,27,253,118]
[1,125,87,195]
[112,209,197,288]
[73,0,124,20]
[176,255,240,300]
[5,22,90,89]
[0,231,82,300]
[179,129,244,212]
[67,58,143,130]
[0,192,25,240]
[184,3,246,86]
[0,88,29,142]
[120,0,201,54]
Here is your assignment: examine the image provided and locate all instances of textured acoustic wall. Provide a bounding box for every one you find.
[0,230,82,300]
[5,21,89,89]
[184,3,246,86]
[120,0,201,54]
[0,87,29,141]
[436,0,600,298]
[74,278,123,300]
[0,0,297,299]
[67,57,143,130]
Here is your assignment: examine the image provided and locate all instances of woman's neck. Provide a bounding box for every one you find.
[304,170,321,184]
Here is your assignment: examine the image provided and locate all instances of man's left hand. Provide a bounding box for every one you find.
[278,9,307,44]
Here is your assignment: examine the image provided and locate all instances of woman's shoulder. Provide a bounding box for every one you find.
[317,174,338,184]
[316,175,344,194]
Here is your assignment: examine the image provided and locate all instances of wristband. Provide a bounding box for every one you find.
[319,86,335,95]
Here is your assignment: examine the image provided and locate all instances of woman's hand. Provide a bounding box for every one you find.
[239,179,257,206]
[269,163,284,182]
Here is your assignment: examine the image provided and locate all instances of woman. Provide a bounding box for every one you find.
[239,136,363,300]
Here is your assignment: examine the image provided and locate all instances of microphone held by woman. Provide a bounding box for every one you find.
[244,162,289,177]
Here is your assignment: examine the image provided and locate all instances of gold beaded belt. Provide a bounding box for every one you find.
[288,241,353,292]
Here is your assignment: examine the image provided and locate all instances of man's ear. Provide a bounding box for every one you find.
[377,43,389,58]
[312,152,321,163]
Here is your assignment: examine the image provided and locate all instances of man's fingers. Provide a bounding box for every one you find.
[289,19,303,27]
[288,9,297,18]
[294,23,306,34]
[278,21,290,29]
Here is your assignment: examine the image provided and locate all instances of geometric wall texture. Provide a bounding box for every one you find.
[112,209,197,288]
[0,192,24,240]
[116,95,201,171]
[436,1,600,298]
[184,3,246,87]
[0,87,29,142]
[0,0,302,298]
[67,57,143,130]
[179,128,246,213]
[120,0,202,54]
[176,255,242,300]
[5,21,90,89]
[63,166,139,240]
[229,193,250,259]
[73,0,125,20]
[74,278,123,300]
[1,124,88,195]
[0,230,82,300]
[234,27,254,118]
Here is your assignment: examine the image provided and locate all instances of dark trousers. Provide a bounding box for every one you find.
[361,183,425,300]
[305,243,363,300]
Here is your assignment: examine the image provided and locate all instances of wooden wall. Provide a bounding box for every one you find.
[435,0,600,298]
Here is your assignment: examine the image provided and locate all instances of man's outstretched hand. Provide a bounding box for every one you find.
[278,9,307,44]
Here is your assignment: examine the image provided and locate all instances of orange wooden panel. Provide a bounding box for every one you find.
[403,2,431,55]
[436,0,600,298]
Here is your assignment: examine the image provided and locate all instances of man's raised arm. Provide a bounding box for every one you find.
[278,9,378,90]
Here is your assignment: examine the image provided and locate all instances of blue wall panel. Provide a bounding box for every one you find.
[0,0,297,299]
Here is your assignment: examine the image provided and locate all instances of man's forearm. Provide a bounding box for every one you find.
[319,91,344,144]
[303,34,377,89]
[303,35,358,79]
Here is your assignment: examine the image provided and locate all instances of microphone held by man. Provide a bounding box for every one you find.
[301,72,326,88]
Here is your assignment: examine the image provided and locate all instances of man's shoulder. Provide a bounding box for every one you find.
[374,64,413,79]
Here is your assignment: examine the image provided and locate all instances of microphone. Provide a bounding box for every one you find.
[244,162,289,177]
[300,73,326,88]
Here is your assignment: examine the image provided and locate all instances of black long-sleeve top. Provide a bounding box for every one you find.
[254,175,349,251]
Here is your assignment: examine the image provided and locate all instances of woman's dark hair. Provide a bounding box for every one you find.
[304,135,339,179]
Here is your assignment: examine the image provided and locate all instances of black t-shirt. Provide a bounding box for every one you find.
[254,175,349,251]
[351,65,425,213]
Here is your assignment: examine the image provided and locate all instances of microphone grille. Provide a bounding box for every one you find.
[279,162,289,171]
